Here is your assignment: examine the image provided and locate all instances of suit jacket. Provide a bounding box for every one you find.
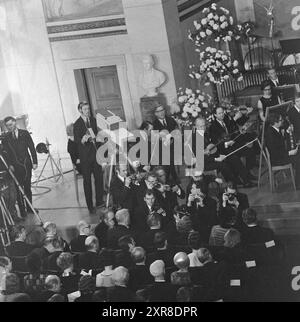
[110,175,133,210]
[106,225,134,250]
[2,129,37,169]
[70,235,88,253]
[146,247,177,268]
[209,116,237,155]
[6,241,34,257]
[153,116,178,132]
[288,105,300,142]
[146,281,177,302]
[128,265,154,291]
[73,116,98,164]
[107,285,136,302]
[156,190,178,221]
[78,251,103,270]
[46,251,63,271]
[265,126,289,166]
[241,225,275,245]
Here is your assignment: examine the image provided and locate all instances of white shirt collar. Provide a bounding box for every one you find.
[272,125,280,133]
[294,105,300,113]
[117,173,125,183]
[160,118,166,125]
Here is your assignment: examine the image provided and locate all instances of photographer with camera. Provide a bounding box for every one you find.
[187,181,218,243]
[219,182,249,230]
[110,164,134,210]
[135,172,160,209]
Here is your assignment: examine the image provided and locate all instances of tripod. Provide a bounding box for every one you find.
[0,153,43,226]
[0,191,14,249]
[35,139,64,185]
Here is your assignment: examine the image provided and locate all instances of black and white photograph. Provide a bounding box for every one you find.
[0,0,300,307]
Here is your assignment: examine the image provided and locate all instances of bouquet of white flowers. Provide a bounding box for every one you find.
[188,2,242,45]
[189,47,243,85]
[174,88,214,127]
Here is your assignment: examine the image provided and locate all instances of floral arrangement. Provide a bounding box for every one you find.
[189,47,243,85]
[174,88,214,127]
[188,2,242,45]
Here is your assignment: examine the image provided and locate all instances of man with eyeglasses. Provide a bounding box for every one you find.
[266,112,300,189]
[153,103,179,183]
[73,102,104,214]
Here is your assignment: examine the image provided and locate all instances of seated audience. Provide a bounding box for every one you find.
[0,273,30,302]
[6,225,34,257]
[74,275,96,302]
[209,207,239,247]
[114,235,136,269]
[171,252,191,286]
[147,260,177,302]
[70,221,91,253]
[39,275,62,302]
[94,207,115,248]
[96,250,115,288]
[147,232,176,268]
[78,235,103,271]
[187,232,204,267]
[57,252,81,295]
[43,221,70,252]
[29,236,61,271]
[46,237,65,271]
[107,266,136,302]
[241,208,275,245]
[141,214,162,251]
[23,253,47,300]
[128,247,153,291]
[107,209,134,250]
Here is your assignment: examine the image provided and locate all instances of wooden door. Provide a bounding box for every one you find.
[84,66,125,120]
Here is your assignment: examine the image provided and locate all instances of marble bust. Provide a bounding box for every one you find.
[139,54,166,97]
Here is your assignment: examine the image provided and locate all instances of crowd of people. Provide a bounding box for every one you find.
[0,67,299,302]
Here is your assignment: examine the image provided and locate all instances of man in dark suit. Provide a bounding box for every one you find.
[288,93,300,143]
[6,225,34,257]
[2,116,38,216]
[107,266,136,302]
[128,247,154,291]
[133,189,166,232]
[153,104,179,182]
[110,164,134,210]
[134,172,159,209]
[78,236,103,271]
[209,107,256,187]
[106,209,134,249]
[266,112,300,188]
[267,68,289,88]
[70,220,91,253]
[73,102,103,213]
[146,260,177,302]
[241,208,275,245]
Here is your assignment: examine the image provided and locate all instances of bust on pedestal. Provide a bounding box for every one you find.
[139,54,166,122]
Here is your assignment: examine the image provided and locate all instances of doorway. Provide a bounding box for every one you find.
[74,65,125,120]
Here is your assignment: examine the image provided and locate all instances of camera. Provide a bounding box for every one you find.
[225,193,237,202]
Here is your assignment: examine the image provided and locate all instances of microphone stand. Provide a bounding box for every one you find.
[0,153,43,225]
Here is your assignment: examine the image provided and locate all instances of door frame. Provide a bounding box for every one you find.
[61,55,136,129]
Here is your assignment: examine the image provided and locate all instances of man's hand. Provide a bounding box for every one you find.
[289,147,298,156]
[81,134,90,144]
[215,155,226,162]
[124,177,131,188]
[233,111,243,121]
[187,194,195,206]
[172,185,180,193]
[32,164,38,170]
[215,177,223,185]
[225,140,235,148]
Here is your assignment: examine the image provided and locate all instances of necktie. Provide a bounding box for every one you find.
[86,118,90,128]
[163,119,167,128]
[13,131,17,140]
[221,121,228,134]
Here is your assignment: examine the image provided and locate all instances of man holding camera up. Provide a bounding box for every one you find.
[187,179,217,243]
[110,164,134,210]
[74,102,103,214]
[220,182,249,229]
